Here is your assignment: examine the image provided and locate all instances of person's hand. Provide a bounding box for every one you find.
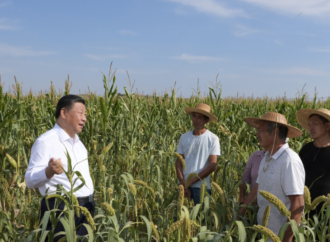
[237,203,249,221]
[179,179,186,188]
[45,157,63,178]
[179,180,191,199]
[184,188,191,199]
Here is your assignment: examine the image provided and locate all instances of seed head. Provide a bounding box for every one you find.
[164,219,184,235]
[259,190,290,218]
[107,187,113,201]
[182,216,191,242]
[200,182,205,204]
[150,222,160,241]
[185,173,199,189]
[252,225,281,242]
[178,185,184,208]
[80,206,95,230]
[46,194,70,208]
[174,152,186,171]
[262,205,271,227]
[304,186,311,212]
[5,153,17,169]
[100,202,115,216]
[71,195,80,217]
[128,183,137,196]
[134,180,155,199]
[212,182,225,206]
[311,195,327,211]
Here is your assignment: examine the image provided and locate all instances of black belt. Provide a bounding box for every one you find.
[77,194,94,204]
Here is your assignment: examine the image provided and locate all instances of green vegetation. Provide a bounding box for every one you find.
[1,73,330,241]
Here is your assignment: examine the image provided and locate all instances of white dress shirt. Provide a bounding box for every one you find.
[25,124,94,197]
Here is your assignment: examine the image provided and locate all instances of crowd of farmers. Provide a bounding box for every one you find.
[24,94,330,241]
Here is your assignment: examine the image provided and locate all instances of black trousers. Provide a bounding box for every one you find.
[40,197,95,242]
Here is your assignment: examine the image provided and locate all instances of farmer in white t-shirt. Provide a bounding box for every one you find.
[240,112,305,242]
[176,103,221,205]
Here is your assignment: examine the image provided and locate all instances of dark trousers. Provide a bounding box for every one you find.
[40,197,95,242]
[189,187,212,205]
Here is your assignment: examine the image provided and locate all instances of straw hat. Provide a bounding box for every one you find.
[185,103,218,122]
[244,112,302,138]
[296,108,330,131]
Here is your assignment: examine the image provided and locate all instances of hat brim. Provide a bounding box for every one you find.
[243,117,302,138]
[185,107,218,122]
[296,108,330,131]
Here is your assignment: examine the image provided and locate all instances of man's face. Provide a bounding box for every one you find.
[191,112,209,129]
[308,115,329,140]
[63,102,87,135]
[256,122,275,151]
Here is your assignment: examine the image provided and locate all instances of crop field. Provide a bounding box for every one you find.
[1,75,330,241]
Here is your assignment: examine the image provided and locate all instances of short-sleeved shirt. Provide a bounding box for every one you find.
[256,143,305,236]
[242,150,264,190]
[300,142,330,200]
[300,142,330,214]
[177,130,220,189]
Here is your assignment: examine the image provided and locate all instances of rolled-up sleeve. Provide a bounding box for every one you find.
[25,139,51,189]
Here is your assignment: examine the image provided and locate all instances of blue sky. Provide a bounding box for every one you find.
[0,0,330,99]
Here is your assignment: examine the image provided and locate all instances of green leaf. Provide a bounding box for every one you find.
[81,223,94,242]
[140,215,152,242]
[234,221,247,242]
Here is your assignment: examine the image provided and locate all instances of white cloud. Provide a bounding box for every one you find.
[310,47,330,53]
[0,67,14,73]
[86,68,100,72]
[274,40,283,45]
[174,53,223,61]
[118,30,136,35]
[0,19,16,30]
[84,54,103,61]
[233,25,259,37]
[241,0,330,17]
[279,67,328,76]
[0,43,55,56]
[85,54,128,61]
[165,0,247,18]
[0,1,11,8]
[244,66,329,76]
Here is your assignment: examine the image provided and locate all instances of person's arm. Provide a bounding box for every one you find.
[175,154,190,198]
[240,154,255,203]
[175,154,185,187]
[239,183,247,203]
[282,195,304,242]
[239,183,258,217]
[25,140,63,189]
[186,155,217,187]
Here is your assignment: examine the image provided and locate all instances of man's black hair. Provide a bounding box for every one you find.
[266,121,288,141]
[55,95,85,119]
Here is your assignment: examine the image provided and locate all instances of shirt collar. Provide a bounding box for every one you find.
[54,123,79,143]
[269,143,289,160]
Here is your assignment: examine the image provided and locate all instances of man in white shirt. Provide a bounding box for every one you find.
[176,103,220,205]
[240,112,305,242]
[25,95,94,241]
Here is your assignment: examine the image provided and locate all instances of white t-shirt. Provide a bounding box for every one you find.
[177,130,221,189]
[256,143,305,237]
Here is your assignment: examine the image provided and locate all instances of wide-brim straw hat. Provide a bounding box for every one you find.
[296,108,330,131]
[244,112,302,138]
[185,103,218,122]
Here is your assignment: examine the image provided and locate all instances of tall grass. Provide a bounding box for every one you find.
[0,73,329,241]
